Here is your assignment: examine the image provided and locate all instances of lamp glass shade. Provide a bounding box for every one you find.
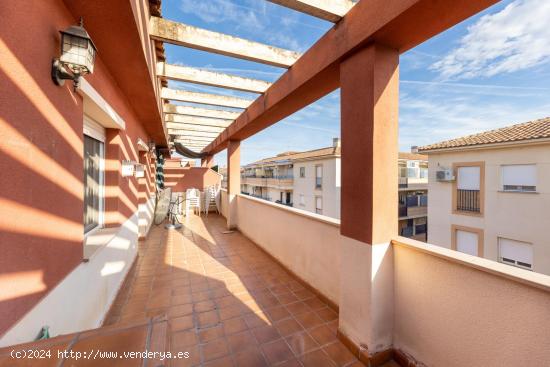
[59,25,96,74]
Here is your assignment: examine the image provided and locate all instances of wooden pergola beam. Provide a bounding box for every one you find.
[204,0,498,154]
[168,129,220,138]
[150,17,301,68]
[163,104,241,120]
[161,88,252,109]
[166,123,224,133]
[267,0,355,22]
[164,113,232,128]
[157,63,271,93]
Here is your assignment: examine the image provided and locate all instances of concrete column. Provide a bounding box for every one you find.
[201,154,214,168]
[227,140,240,229]
[338,44,399,362]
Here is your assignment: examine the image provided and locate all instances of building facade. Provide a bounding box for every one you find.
[241,139,342,218]
[398,152,428,241]
[420,117,550,275]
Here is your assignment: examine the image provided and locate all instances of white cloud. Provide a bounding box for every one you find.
[179,0,263,30]
[398,93,550,150]
[431,0,550,80]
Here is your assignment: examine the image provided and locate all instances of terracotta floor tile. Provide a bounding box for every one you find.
[275,359,302,367]
[316,307,338,322]
[294,312,324,330]
[243,312,269,329]
[322,341,357,367]
[233,346,268,367]
[197,310,220,328]
[251,325,281,344]
[172,294,193,306]
[171,315,195,332]
[169,303,194,318]
[227,330,259,352]
[265,306,291,322]
[194,300,217,313]
[199,324,225,343]
[307,325,337,346]
[285,331,320,356]
[275,318,303,337]
[303,297,327,311]
[260,339,294,365]
[204,356,235,367]
[285,302,311,316]
[171,330,198,350]
[201,338,230,362]
[219,305,243,321]
[300,349,337,367]
[224,317,249,335]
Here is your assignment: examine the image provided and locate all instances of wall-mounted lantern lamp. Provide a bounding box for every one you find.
[52,17,97,91]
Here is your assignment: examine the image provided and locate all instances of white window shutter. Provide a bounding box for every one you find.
[457,166,480,190]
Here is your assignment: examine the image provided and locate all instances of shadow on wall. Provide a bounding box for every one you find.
[163,160,222,192]
[0,5,156,337]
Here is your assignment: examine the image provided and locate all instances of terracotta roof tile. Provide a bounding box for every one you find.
[419,117,550,152]
[398,152,427,161]
[247,146,341,166]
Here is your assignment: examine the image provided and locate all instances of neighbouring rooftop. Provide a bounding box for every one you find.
[419,116,550,152]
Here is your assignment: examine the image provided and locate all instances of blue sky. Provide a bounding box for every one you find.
[162,0,550,165]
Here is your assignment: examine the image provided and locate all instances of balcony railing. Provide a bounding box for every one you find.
[456,189,480,213]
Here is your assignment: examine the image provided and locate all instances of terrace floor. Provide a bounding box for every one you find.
[0,213,399,366]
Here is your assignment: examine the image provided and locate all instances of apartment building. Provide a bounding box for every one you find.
[420,117,550,275]
[398,152,428,241]
[242,138,342,218]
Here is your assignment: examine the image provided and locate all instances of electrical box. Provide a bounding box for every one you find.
[121,160,135,177]
[135,164,145,178]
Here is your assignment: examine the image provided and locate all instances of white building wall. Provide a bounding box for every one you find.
[293,157,341,219]
[426,143,550,275]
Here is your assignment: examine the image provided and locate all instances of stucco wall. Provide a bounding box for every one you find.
[163,162,222,193]
[236,194,341,305]
[427,144,550,275]
[393,237,550,366]
[292,157,341,219]
[0,0,159,338]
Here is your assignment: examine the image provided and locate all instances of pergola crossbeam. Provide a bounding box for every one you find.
[166,123,225,133]
[168,129,220,138]
[267,0,355,22]
[164,104,241,120]
[150,17,301,68]
[161,88,252,109]
[157,63,271,93]
[204,0,499,154]
[164,113,232,128]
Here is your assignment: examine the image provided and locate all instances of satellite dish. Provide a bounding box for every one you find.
[154,187,172,225]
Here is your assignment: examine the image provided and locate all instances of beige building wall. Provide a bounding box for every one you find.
[293,157,341,219]
[427,143,550,275]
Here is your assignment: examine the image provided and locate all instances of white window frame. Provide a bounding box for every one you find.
[299,166,305,178]
[83,115,106,235]
[315,164,323,189]
[498,237,533,271]
[315,196,322,215]
[500,164,537,193]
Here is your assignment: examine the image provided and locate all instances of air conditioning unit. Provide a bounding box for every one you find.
[436,169,455,182]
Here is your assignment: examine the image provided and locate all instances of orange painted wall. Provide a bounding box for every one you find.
[163,160,222,192]
[0,0,159,336]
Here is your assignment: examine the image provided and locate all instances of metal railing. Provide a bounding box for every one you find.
[456,189,480,213]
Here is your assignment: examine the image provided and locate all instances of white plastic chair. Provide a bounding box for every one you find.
[204,185,219,216]
[185,188,201,217]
